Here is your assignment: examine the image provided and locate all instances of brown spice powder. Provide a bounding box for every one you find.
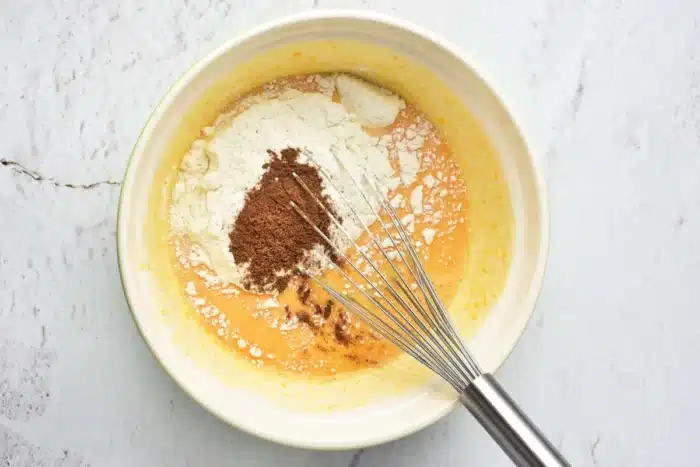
[228,148,339,294]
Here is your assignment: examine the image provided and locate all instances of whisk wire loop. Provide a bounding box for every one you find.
[291,153,483,388]
[362,172,483,380]
[289,200,469,389]
[328,152,482,383]
[295,154,475,380]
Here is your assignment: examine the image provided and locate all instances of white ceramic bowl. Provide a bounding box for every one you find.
[118,11,548,450]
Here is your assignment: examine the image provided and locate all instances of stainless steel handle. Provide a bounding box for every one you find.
[460,374,570,466]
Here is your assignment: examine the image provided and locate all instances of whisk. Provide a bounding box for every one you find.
[290,152,569,467]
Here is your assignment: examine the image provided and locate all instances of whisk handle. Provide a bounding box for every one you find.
[460,374,570,467]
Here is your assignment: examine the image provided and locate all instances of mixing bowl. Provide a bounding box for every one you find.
[117,11,548,449]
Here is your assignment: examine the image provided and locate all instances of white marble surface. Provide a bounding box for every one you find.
[1,0,699,465]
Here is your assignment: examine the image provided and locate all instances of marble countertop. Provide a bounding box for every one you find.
[2,0,699,465]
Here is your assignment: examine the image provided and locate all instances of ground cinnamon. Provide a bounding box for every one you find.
[228,148,339,293]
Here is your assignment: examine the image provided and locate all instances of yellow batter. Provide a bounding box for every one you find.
[145,40,513,410]
[169,74,471,376]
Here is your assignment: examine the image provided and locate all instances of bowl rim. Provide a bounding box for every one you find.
[117,9,550,450]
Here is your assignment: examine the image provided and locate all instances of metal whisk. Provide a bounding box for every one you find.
[290,152,569,467]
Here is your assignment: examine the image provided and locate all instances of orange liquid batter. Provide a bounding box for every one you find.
[168,75,470,377]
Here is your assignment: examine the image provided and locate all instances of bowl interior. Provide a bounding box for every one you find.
[118,13,547,449]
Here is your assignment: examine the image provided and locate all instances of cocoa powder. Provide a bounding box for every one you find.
[284,297,358,346]
[228,148,339,293]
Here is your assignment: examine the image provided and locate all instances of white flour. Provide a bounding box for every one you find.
[170,74,411,288]
[336,74,406,128]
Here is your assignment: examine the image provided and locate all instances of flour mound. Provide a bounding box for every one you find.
[336,74,406,128]
[170,81,399,289]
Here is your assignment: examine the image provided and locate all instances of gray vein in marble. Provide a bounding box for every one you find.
[8,291,16,314]
[0,159,121,190]
[535,313,545,329]
[590,436,600,465]
[348,448,365,467]
[570,57,588,120]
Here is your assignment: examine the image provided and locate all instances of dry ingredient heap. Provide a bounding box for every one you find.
[170,74,422,294]
[228,147,340,294]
